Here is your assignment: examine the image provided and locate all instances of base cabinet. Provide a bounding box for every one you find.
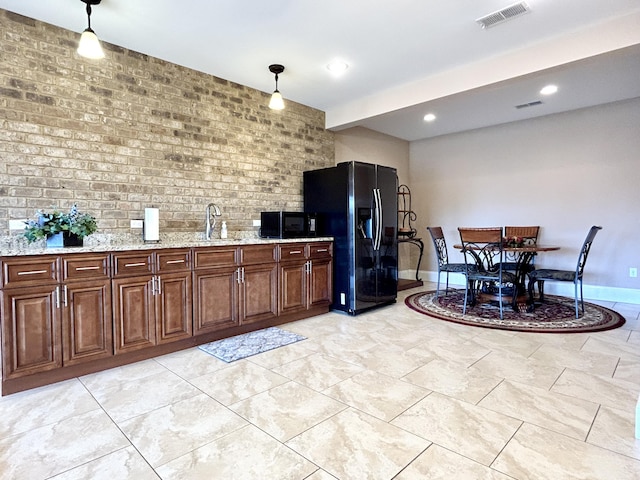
[1,240,331,395]
[62,279,112,366]
[1,285,61,380]
[279,242,332,315]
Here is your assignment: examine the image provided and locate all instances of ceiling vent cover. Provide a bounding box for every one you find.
[476,2,530,29]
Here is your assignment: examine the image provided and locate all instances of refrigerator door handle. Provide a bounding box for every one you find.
[373,188,382,251]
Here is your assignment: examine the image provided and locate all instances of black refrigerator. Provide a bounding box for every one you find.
[304,161,398,315]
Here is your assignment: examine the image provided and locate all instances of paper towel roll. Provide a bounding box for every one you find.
[144,207,160,242]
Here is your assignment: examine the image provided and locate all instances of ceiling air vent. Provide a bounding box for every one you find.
[515,100,543,110]
[476,2,530,29]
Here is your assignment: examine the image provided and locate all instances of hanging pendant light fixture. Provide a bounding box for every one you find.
[77,0,105,59]
[268,64,285,110]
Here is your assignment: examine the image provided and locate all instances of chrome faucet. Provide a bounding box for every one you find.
[205,203,221,240]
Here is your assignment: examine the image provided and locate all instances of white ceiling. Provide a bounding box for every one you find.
[1,0,640,141]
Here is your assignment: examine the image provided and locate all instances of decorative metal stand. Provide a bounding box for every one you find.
[397,185,424,285]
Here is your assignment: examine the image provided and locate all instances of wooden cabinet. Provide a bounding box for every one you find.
[61,254,112,366]
[1,240,331,395]
[112,249,191,354]
[279,242,332,315]
[0,253,113,378]
[192,244,277,333]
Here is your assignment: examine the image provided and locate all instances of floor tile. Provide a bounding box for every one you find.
[587,405,640,460]
[478,380,598,440]
[391,392,521,466]
[581,336,640,361]
[322,370,429,421]
[246,340,317,369]
[88,370,201,423]
[470,329,543,357]
[230,381,347,441]
[0,379,99,439]
[119,393,247,467]
[337,342,434,378]
[614,356,640,384]
[469,350,564,390]
[408,337,492,367]
[188,360,290,405]
[154,347,230,379]
[0,409,129,480]
[493,423,640,479]
[551,368,640,412]
[287,408,430,480]
[395,444,514,479]
[156,424,317,480]
[403,358,502,404]
[48,446,158,480]
[79,359,169,396]
[528,343,620,376]
[273,352,365,391]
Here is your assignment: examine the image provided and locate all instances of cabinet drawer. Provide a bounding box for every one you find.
[62,254,110,281]
[156,249,191,272]
[112,252,154,277]
[1,256,59,287]
[240,245,277,265]
[308,242,332,260]
[193,247,238,269]
[279,244,308,261]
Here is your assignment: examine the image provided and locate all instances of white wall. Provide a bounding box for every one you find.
[410,97,640,302]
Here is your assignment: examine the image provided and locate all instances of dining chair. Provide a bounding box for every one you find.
[458,227,517,319]
[527,225,602,318]
[501,225,540,273]
[426,227,467,298]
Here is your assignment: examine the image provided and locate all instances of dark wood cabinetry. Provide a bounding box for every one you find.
[192,244,277,333]
[1,240,331,395]
[279,242,332,315]
[112,249,191,354]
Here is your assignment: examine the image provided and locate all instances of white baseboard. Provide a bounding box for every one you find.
[399,269,640,305]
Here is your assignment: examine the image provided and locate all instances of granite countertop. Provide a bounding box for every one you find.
[0,234,333,257]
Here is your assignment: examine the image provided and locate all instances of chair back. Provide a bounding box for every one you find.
[575,225,602,279]
[427,227,450,267]
[504,226,539,246]
[458,227,503,273]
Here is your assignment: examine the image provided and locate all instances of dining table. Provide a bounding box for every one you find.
[453,242,561,312]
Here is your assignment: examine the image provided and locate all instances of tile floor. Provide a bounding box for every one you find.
[1,283,639,479]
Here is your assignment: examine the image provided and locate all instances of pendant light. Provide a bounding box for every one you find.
[268,64,285,110]
[77,0,105,59]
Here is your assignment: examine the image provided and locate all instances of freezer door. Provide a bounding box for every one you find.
[374,165,398,303]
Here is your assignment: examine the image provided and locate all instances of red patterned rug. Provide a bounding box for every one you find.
[405,290,626,333]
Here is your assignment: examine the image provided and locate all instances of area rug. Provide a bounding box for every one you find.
[198,327,307,362]
[405,290,625,333]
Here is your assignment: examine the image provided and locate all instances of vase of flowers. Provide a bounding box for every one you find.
[24,204,97,247]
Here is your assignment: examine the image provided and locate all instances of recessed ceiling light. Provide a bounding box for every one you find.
[327,60,349,74]
[540,84,558,95]
[423,113,436,122]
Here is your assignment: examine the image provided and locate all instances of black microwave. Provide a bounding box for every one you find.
[259,211,317,239]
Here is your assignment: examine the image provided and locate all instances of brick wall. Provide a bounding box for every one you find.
[0,9,334,240]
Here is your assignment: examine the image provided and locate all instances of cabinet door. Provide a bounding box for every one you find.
[241,263,278,324]
[310,259,332,308]
[112,275,156,354]
[192,267,238,334]
[156,272,192,343]
[62,279,113,366]
[1,285,62,379]
[279,260,307,315]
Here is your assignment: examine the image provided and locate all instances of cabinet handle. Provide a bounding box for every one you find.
[63,285,68,307]
[166,259,185,264]
[17,269,48,276]
[151,276,156,295]
[316,249,328,253]
[288,250,303,255]
[55,286,61,308]
[236,267,242,284]
[75,266,100,271]
[156,276,162,295]
[124,262,147,267]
